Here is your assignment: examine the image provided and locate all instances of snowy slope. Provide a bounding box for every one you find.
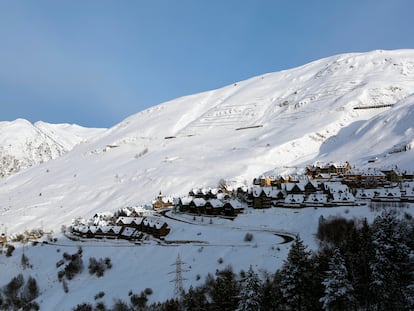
[1,49,414,234]
[0,119,105,177]
[1,49,414,310]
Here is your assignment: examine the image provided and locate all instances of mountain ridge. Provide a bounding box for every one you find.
[1,49,414,310]
[1,49,414,235]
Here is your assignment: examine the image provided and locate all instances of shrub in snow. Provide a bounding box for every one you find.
[94,302,107,311]
[57,248,84,283]
[1,274,39,310]
[88,257,112,277]
[144,288,153,296]
[244,232,254,242]
[130,292,148,309]
[62,279,69,293]
[21,253,30,269]
[111,299,129,311]
[94,291,105,300]
[5,244,15,257]
[72,303,93,311]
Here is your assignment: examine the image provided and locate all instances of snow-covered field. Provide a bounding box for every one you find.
[3,203,411,310]
[1,49,414,309]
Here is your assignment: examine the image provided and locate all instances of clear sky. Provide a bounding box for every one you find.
[1,0,413,128]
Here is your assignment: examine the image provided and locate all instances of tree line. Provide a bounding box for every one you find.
[72,209,413,311]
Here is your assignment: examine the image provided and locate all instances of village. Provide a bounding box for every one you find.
[65,161,414,244]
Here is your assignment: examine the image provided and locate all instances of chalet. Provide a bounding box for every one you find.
[285,182,305,195]
[313,173,331,181]
[251,186,272,209]
[354,189,378,200]
[372,187,401,202]
[323,182,356,205]
[189,188,218,199]
[116,217,144,231]
[226,199,244,214]
[401,181,414,201]
[330,191,356,205]
[304,180,319,194]
[152,192,174,209]
[93,226,122,239]
[306,161,351,178]
[72,225,98,238]
[205,199,223,215]
[189,198,207,214]
[92,212,116,226]
[177,196,194,213]
[220,199,244,216]
[253,176,269,187]
[142,217,170,238]
[119,227,141,240]
[360,169,386,188]
[304,193,328,206]
[283,194,305,208]
[381,168,403,183]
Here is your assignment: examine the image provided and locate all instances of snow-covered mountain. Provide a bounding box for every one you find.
[1,49,414,234]
[0,119,105,177]
[1,49,414,309]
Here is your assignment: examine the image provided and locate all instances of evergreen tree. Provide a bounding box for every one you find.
[320,248,355,310]
[21,276,39,303]
[237,265,262,311]
[206,266,239,311]
[278,235,313,311]
[345,218,373,309]
[4,273,24,308]
[369,210,412,310]
[259,273,279,310]
[182,285,208,311]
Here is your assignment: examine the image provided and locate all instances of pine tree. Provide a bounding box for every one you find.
[320,248,355,310]
[369,210,412,310]
[237,265,262,311]
[21,276,39,303]
[207,265,240,311]
[278,235,313,311]
[345,218,373,309]
[182,285,208,311]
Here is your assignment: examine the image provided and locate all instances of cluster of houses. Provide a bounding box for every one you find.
[249,162,414,209]
[175,187,245,216]
[67,161,414,243]
[70,208,171,241]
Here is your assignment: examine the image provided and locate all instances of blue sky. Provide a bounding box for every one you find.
[1,0,413,128]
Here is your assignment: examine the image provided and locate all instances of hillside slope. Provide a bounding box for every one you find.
[0,119,105,177]
[1,49,414,310]
[1,49,414,235]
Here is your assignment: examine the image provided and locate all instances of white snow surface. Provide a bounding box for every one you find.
[0,119,106,177]
[1,49,414,309]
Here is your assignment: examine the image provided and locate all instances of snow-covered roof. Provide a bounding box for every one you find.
[330,192,355,203]
[116,217,144,226]
[193,198,206,207]
[120,227,137,237]
[323,182,349,193]
[224,199,244,209]
[285,182,305,192]
[143,217,167,229]
[355,189,377,199]
[304,193,328,203]
[373,187,401,198]
[207,199,224,208]
[180,196,194,205]
[361,169,386,177]
[284,194,305,203]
